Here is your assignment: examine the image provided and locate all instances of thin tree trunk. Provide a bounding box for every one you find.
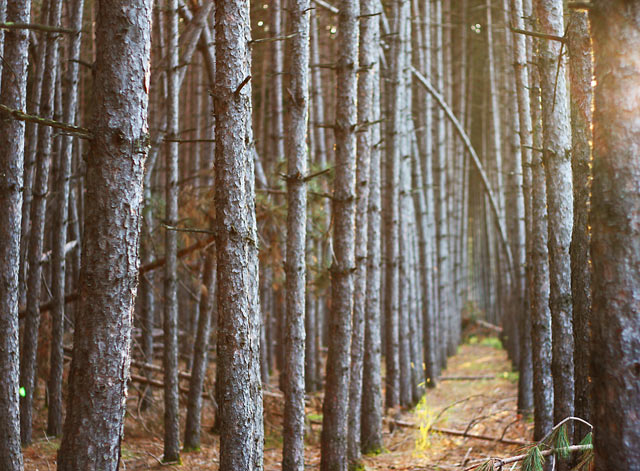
[162,0,181,461]
[282,1,310,469]
[566,7,593,441]
[320,0,359,468]
[48,0,85,437]
[57,0,153,467]
[214,0,264,467]
[0,0,31,468]
[184,247,216,451]
[589,3,640,469]
[360,37,383,455]
[347,0,377,463]
[533,0,575,441]
[528,32,554,441]
[20,0,62,445]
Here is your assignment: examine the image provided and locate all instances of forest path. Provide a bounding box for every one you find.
[23,337,532,470]
[355,338,533,471]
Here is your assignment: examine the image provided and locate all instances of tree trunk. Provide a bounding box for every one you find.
[360,32,383,455]
[528,29,555,441]
[214,0,264,468]
[320,0,358,468]
[48,0,85,437]
[20,0,62,445]
[162,0,181,461]
[566,7,593,441]
[347,0,377,464]
[533,0,575,440]
[57,0,153,467]
[0,0,31,468]
[282,1,310,470]
[589,2,640,469]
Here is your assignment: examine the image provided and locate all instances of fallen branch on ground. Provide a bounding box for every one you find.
[463,444,592,471]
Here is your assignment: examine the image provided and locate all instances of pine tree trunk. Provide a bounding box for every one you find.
[589,2,640,469]
[320,0,359,468]
[528,33,555,440]
[20,0,62,445]
[162,0,181,461]
[214,0,264,468]
[48,0,85,436]
[282,1,310,469]
[566,8,593,441]
[533,0,575,439]
[57,0,153,467]
[0,0,30,468]
[347,0,377,463]
[361,40,383,455]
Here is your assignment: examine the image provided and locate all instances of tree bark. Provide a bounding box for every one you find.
[282,1,310,470]
[57,0,153,468]
[533,0,575,441]
[20,0,62,445]
[214,0,264,468]
[589,2,640,469]
[347,0,377,464]
[0,0,31,468]
[566,7,593,441]
[48,0,85,437]
[320,0,359,468]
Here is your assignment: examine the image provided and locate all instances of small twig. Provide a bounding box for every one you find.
[313,0,339,14]
[540,416,593,445]
[234,75,252,95]
[250,33,297,44]
[0,104,92,139]
[162,223,215,235]
[0,22,81,35]
[304,166,333,182]
[163,137,216,143]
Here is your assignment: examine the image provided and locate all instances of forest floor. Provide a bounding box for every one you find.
[24,335,533,470]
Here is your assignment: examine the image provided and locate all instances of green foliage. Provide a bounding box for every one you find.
[363,445,384,456]
[348,461,367,471]
[476,460,496,471]
[307,413,323,422]
[413,395,440,456]
[479,337,503,350]
[574,432,594,471]
[522,446,545,471]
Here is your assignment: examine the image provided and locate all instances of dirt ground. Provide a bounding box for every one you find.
[24,337,532,470]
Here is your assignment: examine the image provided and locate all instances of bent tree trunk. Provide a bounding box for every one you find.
[0,0,31,469]
[214,0,264,469]
[590,2,640,469]
[57,0,153,469]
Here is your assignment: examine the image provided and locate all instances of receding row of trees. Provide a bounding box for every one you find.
[0,0,638,470]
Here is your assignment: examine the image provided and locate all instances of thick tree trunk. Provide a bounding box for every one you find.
[589,3,640,469]
[320,0,358,469]
[533,0,575,439]
[347,0,378,463]
[48,0,85,437]
[0,0,31,468]
[20,0,62,445]
[566,8,593,441]
[282,1,310,470]
[214,0,264,468]
[57,0,153,468]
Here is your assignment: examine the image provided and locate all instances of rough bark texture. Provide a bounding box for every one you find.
[589,2,640,469]
[214,0,264,468]
[162,0,181,462]
[510,0,535,417]
[282,2,309,470]
[20,0,62,445]
[347,0,377,464]
[320,0,358,468]
[533,0,575,437]
[361,45,383,455]
[528,43,555,441]
[48,0,85,437]
[567,8,593,441]
[0,0,30,468]
[57,0,152,468]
